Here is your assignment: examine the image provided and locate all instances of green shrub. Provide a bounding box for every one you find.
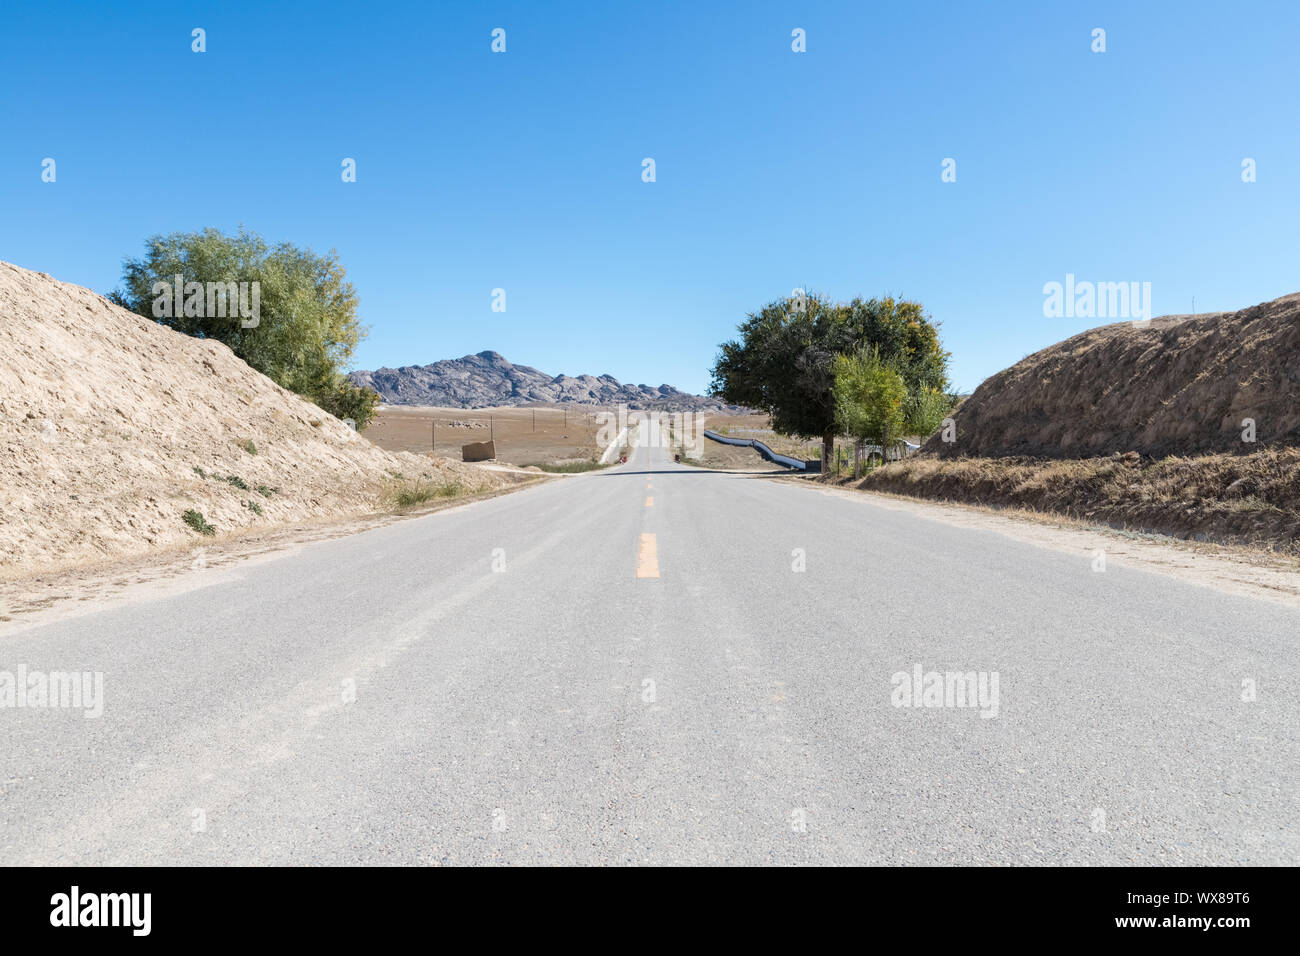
[316,378,382,430]
[393,481,464,509]
[110,227,367,417]
[522,460,609,473]
[183,509,216,535]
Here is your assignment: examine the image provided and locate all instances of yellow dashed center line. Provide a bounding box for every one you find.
[644,496,654,507]
[636,533,659,578]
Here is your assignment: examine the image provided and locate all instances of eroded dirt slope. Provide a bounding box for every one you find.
[930,293,1300,459]
[0,261,507,577]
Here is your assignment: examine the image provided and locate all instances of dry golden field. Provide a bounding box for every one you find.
[363,404,608,465]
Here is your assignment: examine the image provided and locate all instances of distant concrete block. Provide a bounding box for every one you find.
[462,440,496,462]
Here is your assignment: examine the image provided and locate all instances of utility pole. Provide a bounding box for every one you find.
[532,409,535,432]
[431,418,435,451]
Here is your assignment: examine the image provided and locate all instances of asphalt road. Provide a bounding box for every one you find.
[2,434,1297,865]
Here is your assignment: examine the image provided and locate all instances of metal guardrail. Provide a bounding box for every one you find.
[702,430,807,470]
[703,430,921,470]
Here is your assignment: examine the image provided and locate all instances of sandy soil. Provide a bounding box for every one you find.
[0,475,546,633]
[0,260,514,580]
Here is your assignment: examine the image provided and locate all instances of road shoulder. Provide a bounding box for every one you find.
[0,476,551,634]
[773,475,1300,609]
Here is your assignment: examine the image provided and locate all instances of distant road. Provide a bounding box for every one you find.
[2,436,1297,864]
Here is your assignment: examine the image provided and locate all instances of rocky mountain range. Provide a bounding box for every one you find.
[349,351,743,411]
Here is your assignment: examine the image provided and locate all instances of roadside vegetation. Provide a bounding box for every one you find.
[182,509,216,536]
[710,293,956,472]
[389,479,467,510]
[193,466,278,497]
[522,460,609,473]
[832,346,949,476]
[109,227,382,429]
[858,447,1300,554]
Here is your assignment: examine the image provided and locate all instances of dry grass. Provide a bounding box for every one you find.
[928,292,1300,459]
[388,479,467,510]
[847,447,1300,553]
[362,405,606,465]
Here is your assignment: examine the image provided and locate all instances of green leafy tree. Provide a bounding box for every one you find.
[833,348,907,475]
[834,349,955,475]
[711,292,950,469]
[834,296,950,395]
[110,227,380,428]
[902,386,952,440]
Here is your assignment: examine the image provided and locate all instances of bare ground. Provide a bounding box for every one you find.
[0,473,547,633]
[0,261,516,580]
[363,404,607,465]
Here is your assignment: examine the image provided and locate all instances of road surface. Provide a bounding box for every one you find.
[2,434,1297,865]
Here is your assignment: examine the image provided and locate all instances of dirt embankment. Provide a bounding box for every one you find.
[857,448,1300,552]
[854,292,1300,552]
[927,293,1300,460]
[0,261,513,579]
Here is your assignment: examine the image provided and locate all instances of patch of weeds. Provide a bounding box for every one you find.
[193,466,207,479]
[223,475,250,491]
[183,509,216,536]
[243,499,264,516]
[393,481,464,509]
[1232,496,1278,514]
[522,460,609,473]
[242,439,258,455]
[255,484,278,497]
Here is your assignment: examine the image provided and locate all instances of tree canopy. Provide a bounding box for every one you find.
[833,347,907,455]
[110,227,380,428]
[710,293,950,463]
[832,346,952,473]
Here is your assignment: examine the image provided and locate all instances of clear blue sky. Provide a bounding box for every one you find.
[3,0,1298,395]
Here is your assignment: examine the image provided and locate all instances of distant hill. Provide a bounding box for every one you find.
[349,351,744,412]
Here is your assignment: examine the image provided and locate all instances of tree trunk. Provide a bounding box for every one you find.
[822,433,833,474]
[854,440,862,478]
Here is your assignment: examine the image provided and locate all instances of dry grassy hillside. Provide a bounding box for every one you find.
[928,293,1300,459]
[854,292,1300,552]
[0,261,508,577]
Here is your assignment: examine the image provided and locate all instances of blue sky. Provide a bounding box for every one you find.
[3,0,1298,395]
